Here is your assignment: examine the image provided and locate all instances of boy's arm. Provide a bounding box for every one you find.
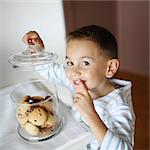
[22,31,73,89]
[37,63,73,90]
[83,109,107,145]
[74,81,135,149]
[100,104,135,150]
[73,80,107,144]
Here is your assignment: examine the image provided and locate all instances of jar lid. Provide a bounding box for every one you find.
[8,46,57,71]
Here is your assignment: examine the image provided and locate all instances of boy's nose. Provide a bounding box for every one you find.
[72,66,81,76]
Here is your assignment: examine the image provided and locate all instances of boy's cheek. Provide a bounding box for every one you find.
[66,70,73,83]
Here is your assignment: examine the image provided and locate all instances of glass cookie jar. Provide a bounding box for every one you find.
[8,46,62,142]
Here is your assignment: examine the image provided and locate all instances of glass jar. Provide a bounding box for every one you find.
[8,46,62,142]
[8,45,57,71]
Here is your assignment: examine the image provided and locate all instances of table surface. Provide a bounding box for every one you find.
[0,83,93,150]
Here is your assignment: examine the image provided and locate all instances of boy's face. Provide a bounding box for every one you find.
[66,39,109,90]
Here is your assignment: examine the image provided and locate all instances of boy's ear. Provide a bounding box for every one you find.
[106,59,119,78]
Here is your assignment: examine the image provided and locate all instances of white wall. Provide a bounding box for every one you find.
[0,0,66,88]
[0,3,2,87]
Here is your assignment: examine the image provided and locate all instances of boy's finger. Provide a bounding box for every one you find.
[32,38,44,49]
[22,34,29,44]
[75,80,88,95]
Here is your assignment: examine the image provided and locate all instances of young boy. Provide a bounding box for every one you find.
[22,25,135,150]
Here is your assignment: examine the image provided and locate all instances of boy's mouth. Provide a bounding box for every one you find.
[73,80,80,85]
[73,79,86,86]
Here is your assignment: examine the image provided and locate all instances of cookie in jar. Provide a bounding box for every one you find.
[16,95,60,137]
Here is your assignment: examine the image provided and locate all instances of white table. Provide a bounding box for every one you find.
[0,84,93,150]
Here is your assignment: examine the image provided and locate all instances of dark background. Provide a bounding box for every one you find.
[63,1,149,150]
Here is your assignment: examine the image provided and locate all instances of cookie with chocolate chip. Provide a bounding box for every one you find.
[28,107,48,126]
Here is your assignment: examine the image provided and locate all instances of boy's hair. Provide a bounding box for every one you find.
[67,25,118,58]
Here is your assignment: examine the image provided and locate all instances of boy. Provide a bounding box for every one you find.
[22,25,135,150]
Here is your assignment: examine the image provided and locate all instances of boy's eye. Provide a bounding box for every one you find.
[66,61,74,67]
[81,61,90,66]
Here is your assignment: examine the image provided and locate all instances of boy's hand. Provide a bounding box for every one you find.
[22,31,45,51]
[74,80,95,119]
[74,80,107,144]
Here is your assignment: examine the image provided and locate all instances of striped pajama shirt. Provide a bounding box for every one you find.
[37,63,135,150]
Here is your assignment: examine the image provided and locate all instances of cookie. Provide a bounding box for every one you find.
[41,113,58,128]
[17,116,28,128]
[20,95,31,103]
[31,96,45,102]
[28,107,48,126]
[39,101,54,112]
[40,127,53,135]
[24,122,40,136]
[17,104,31,119]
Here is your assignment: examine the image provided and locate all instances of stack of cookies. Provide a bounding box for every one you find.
[17,95,59,136]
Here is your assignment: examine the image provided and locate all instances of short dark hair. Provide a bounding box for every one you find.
[67,25,118,58]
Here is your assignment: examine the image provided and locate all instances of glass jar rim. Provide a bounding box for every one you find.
[11,79,56,106]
